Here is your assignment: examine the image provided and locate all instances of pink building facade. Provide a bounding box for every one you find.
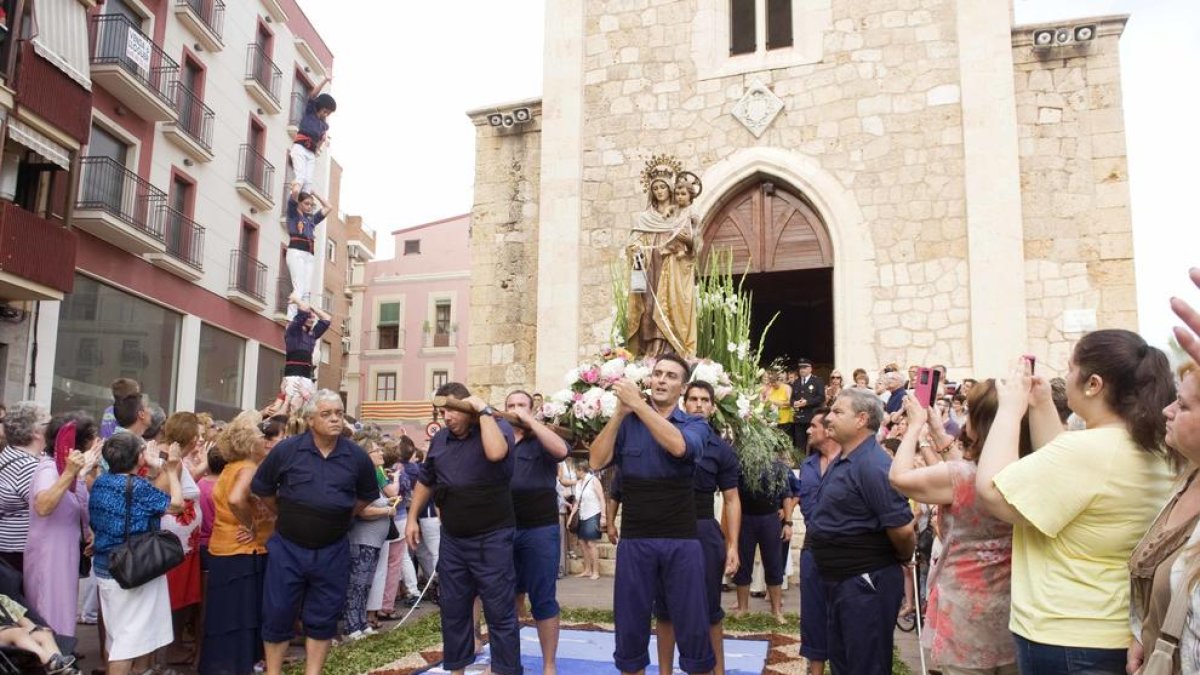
[350,214,470,437]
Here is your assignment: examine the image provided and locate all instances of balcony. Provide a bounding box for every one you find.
[227,249,267,310]
[162,82,215,162]
[364,329,407,357]
[174,0,224,52]
[13,42,92,145]
[0,202,77,299]
[235,145,275,210]
[286,90,305,134]
[259,0,288,23]
[320,292,334,313]
[144,206,204,281]
[89,14,179,122]
[243,44,282,114]
[75,157,167,255]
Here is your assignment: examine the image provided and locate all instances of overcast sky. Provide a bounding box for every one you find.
[296,0,1199,349]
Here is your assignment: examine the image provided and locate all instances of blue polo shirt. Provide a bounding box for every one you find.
[420,419,517,537]
[419,419,516,489]
[610,407,708,480]
[884,388,906,414]
[797,452,827,522]
[251,431,378,511]
[609,407,709,538]
[511,434,566,493]
[510,433,566,528]
[806,436,911,539]
[695,433,740,495]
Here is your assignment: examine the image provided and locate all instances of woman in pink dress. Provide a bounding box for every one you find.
[25,414,102,639]
[888,383,1031,674]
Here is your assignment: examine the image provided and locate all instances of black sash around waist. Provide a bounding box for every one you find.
[283,350,315,379]
[511,489,558,529]
[694,490,715,520]
[621,477,696,539]
[740,488,784,516]
[434,483,514,538]
[276,497,353,549]
[288,236,315,254]
[809,531,898,579]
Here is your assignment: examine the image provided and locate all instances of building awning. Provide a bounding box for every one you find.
[31,0,93,90]
[7,118,70,170]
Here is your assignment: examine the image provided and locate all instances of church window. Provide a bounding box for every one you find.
[730,0,756,55]
[730,0,794,55]
[766,0,793,50]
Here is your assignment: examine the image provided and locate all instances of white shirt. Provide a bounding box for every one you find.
[576,473,602,520]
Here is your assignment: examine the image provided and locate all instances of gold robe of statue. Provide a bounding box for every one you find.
[626,205,698,358]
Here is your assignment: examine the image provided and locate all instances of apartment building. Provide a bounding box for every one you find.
[0,0,94,402]
[313,158,376,400]
[351,214,469,437]
[34,0,339,420]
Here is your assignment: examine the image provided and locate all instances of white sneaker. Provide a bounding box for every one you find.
[347,629,366,641]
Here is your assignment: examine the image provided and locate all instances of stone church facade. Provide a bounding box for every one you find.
[466,0,1135,398]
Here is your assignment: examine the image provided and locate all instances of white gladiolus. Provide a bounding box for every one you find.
[691,361,723,385]
[736,394,752,419]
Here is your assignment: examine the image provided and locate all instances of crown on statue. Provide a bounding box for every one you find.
[640,154,683,192]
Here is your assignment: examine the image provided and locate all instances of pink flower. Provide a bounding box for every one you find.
[581,368,600,384]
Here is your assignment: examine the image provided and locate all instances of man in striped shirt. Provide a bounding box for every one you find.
[0,402,49,573]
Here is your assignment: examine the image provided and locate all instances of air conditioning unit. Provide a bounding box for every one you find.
[342,337,351,354]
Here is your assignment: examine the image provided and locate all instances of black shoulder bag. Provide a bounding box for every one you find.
[109,475,184,590]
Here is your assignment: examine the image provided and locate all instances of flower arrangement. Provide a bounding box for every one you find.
[541,347,655,441]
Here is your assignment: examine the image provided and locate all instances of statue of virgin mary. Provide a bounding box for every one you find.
[625,156,703,358]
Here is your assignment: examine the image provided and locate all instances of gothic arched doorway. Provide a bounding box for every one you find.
[702,176,834,370]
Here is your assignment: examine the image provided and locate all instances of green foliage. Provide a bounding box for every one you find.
[610,258,630,348]
[282,613,443,675]
[697,249,776,389]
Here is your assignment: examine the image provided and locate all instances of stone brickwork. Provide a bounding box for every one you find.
[467,2,1136,393]
[1013,19,1137,373]
[466,102,543,403]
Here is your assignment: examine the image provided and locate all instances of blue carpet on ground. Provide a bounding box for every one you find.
[415,626,770,673]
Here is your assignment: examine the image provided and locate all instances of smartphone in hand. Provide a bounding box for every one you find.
[914,367,942,408]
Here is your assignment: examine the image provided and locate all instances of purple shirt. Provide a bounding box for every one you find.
[284,310,329,357]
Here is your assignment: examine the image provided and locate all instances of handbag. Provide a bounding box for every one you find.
[1138,581,1190,675]
[108,475,185,590]
[566,507,581,534]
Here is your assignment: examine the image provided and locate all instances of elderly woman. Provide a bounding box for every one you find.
[976,330,1177,674]
[824,370,844,407]
[890,384,1029,675]
[24,414,101,640]
[89,431,184,675]
[1127,361,1200,673]
[0,402,49,574]
[342,439,396,639]
[199,411,274,675]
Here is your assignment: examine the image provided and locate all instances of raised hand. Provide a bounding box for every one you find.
[612,378,644,411]
[1171,268,1200,366]
[997,358,1033,412]
[902,393,929,429]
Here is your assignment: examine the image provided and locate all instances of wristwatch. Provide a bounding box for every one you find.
[480,405,496,417]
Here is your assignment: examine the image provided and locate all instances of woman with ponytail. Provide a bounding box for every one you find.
[976,329,1177,674]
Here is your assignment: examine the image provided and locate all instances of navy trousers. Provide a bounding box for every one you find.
[823,564,903,675]
[1013,634,1125,675]
[798,550,828,662]
[438,527,522,674]
[261,533,349,642]
[614,538,715,674]
[513,524,561,621]
[733,512,783,586]
[654,519,726,626]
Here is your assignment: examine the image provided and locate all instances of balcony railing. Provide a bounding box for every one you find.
[237,145,274,201]
[161,207,204,270]
[423,330,456,349]
[245,43,281,105]
[229,249,266,302]
[320,292,333,313]
[14,42,92,144]
[90,14,179,112]
[170,82,215,152]
[77,156,166,240]
[178,0,225,41]
[288,90,306,127]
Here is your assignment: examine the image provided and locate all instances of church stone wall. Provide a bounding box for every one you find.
[466,106,543,403]
[1013,19,1137,371]
[575,0,975,373]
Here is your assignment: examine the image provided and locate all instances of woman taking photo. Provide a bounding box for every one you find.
[890,384,1029,674]
[89,432,184,675]
[976,330,1176,674]
[25,414,101,641]
[199,411,273,675]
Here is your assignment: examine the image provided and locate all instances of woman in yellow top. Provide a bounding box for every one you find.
[198,412,274,675]
[975,329,1178,675]
[764,371,794,437]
